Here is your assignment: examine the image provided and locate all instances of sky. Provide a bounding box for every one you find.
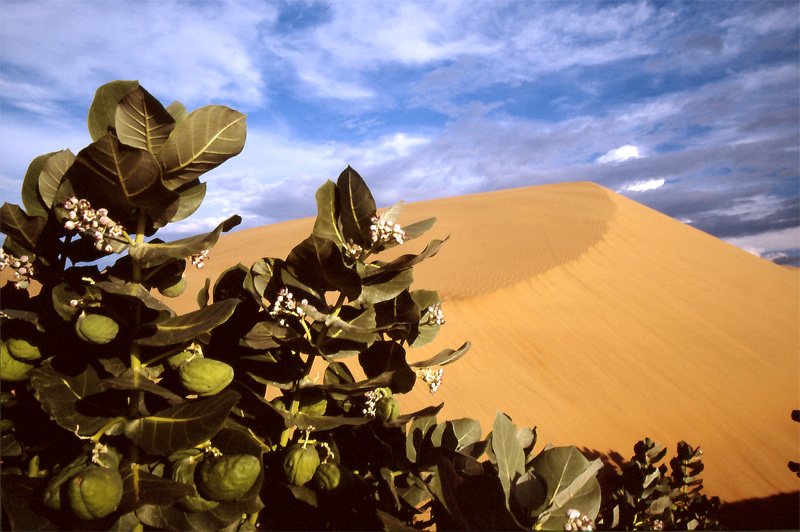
[1,0,798,265]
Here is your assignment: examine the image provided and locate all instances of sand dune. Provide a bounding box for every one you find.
[185,182,798,503]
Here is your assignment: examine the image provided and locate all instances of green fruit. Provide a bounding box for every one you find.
[198,454,261,501]
[75,314,119,344]
[172,457,219,512]
[42,455,89,510]
[178,358,234,396]
[158,275,187,298]
[375,396,400,422]
[283,445,320,486]
[167,348,201,370]
[7,338,42,361]
[299,388,327,416]
[313,462,344,491]
[271,397,287,411]
[67,466,123,520]
[1,342,34,381]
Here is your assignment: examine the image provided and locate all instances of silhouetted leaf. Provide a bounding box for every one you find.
[158,105,246,189]
[406,415,438,463]
[1,475,59,531]
[88,79,139,141]
[492,411,525,505]
[21,151,57,217]
[30,364,124,437]
[38,149,76,209]
[94,280,175,318]
[115,86,176,154]
[65,132,179,228]
[169,180,206,222]
[337,166,376,248]
[312,179,344,246]
[129,215,241,268]
[0,203,49,252]
[358,341,416,394]
[124,389,239,455]
[286,234,362,300]
[135,298,239,346]
[242,321,298,349]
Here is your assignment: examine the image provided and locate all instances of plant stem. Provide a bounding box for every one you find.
[302,292,348,378]
[91,416,125,443]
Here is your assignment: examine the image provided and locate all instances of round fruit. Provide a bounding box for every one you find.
[197,454,261,501]
[172,457,219,512]
[67,466,123,520]
[7,338,42,361]
[1,342,34,381]
[166,348,200,370]
[178,358,234,396]
[42,456,89,511]
[283,445,320,486]
[158,275,187,298]
[313,462,345,491]
[75,314,119,344]
[299,388,327,416]
[375,396,400,422]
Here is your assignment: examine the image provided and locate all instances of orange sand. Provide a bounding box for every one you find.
[184,182,798,503]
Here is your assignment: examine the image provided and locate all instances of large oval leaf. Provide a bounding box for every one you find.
[312,180,344,246]
[123,389,240,455]
[285,234,362,301]
[88,79,139,141]
[135,298,239,346]
[115,86,176,154]
[21,151,57,217]
[492,411,525,505]
[337,166,376,248]
[157,105,246,189]
[38,149,76,209]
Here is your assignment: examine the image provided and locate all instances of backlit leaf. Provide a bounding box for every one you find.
[0,203,49,252]
[21,151,57,217]
[312,180,344,246]
[337,166,376,248]
[169,180,207,222]
[165,101,188,124]
[88,79,139,141]
[157,105,246,189]
[492,411,525,504]
[411,342,471,368]
[38,149,76,209]
[115,86,176,154]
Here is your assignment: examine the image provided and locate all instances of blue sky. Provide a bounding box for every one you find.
[1,0,798,264]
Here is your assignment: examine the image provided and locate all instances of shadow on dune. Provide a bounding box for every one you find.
[580,448,799,530]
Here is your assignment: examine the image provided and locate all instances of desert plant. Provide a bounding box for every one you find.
[596,438,721,530]
[0,80,604,531]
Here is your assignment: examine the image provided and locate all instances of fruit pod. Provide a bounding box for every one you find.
[158,274,187,298]
[299,388,327,416]
[197,454,261,501]
[313,461,352,492]
[172,456,220,512]
[66,466,124,520]
[178,358,234,396]
[75,313,119,344]
[167,347,202,370]
[375,396,400,422]
[282,445,320,486]
[1,342,35,381]
[6,337,42,361]
[42,455,90,510]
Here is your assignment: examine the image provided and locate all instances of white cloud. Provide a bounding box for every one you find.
[626,179,665,192]
[597,145,640,164]
[724,227,800,255]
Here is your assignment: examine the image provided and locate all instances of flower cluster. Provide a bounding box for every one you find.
[344,239,363,259]
[417,367,443,394]
[424,304,445,326]
[190,249,210,269]
[564,509,594,531]
[370,215,407,245]
[0,249,35,289]
[61,198,126,253]
[270,288,307,325]
[361,388,391,416]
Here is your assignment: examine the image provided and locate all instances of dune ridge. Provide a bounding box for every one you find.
[166,182,798,503]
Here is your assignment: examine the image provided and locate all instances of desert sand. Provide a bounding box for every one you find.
[177,181,798,504]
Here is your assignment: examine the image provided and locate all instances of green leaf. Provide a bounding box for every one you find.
[367,237,449,276]
[100,369,184,406]
[355,265,414,306]
[65,132,179,228]
[0,475,60,531]
[165,101,188,124]
[492,411,525,505]
[117,464,194,515]
[337,166,376,248]
[285,234,362,301]
[123,388,239,455]
[93,280,175,318]
[530,447,602,528]
[30,364,124,437]
[135,298,239,346]
[88,79,140,141]
[129,215,241,268]
[21,151,57,217]
[38,149,76,209]
[312,180,344,246]
[115,86,176,154]
[169,180,207,223]
[411,342,471,368]
[406,415,438,463]
[403,216,437,240]
[443,418,482,453]
[242,321,297,349]
[157,105,247,189]
[358,341,416,394]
